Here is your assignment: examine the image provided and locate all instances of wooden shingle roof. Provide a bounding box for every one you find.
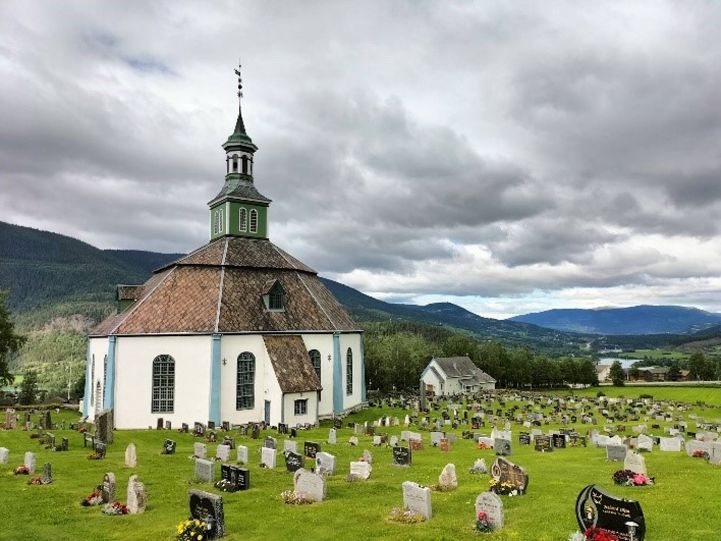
[263,335,322,393]
[90,236,359,336]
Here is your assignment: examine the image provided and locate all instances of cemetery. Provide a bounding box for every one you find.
[1,387,721,539]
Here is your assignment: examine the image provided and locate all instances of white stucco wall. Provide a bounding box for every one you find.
[420,365,443,395]
[87,338,109,419]
[282,391,319,427]
[300,333,334,417]
[339,333,363,411]
[112,335,212,429]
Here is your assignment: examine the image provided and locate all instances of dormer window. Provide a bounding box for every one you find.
[262,279,285,311]
[239,208,248,232]
[232,154,239,173]
[249,209,258,233]
[242,155,249,174]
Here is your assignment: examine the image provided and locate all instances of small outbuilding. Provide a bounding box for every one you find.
[420,356,495,396]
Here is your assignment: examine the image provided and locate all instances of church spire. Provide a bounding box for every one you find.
[208,63,271,242]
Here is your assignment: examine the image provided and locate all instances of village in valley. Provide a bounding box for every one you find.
[2,3,721,541]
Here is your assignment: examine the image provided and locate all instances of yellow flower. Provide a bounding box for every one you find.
[197,536,203,540]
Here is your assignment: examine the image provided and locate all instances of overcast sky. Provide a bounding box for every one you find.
[2,1,721,319]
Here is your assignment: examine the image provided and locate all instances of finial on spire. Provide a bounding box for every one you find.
[234,61,243,103]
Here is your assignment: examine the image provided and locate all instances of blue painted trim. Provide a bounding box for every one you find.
[360,334,366,402]
[332,333,342,415]
[209,334,222,425]
[82,343,91,417]
[103,336,116,411]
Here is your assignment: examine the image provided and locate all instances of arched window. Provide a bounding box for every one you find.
[232,154,239,173]
[241,155,249,174]
[309,350,321,380]
[249,209,258,233]
[151,354,175,413]
[102,355,108,406]
[346,348,353,395]
[237,352,255,410]
[239,208,248,232]
[90,355,95,406]
[95,381,102,411]
[218,208,224,234]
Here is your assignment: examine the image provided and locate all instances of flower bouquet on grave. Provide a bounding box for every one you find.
[692,449,710,460]
[214,479,237,493]
[475,511,493,532]
[176,519,209,541]
[582,527,618,541]
[612,469,654,486]
[14,465,29,475]
[388,507,426,524]
[280,490,313,505]
[477,441,491,450]
[80,489,103,507]
[103,501,129,515]
[27,476,44,485]
[488,479,519,496]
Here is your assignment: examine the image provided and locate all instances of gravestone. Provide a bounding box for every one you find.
[392,446,412,467]
[304,441,320,459]
[284,451,304,472]
[208,421,215,430]
[284,440,297,454]
[165,420,172,430]
[278,422,288,434]
[491,457,528,495]
[59,437,69,452]
[125,443,137,468]
[440,438,450,452]
[389,435,399,447]
[127,474,146,514]
[495,438,512,456]
[181,423,189,433]
[189,490,225,539]
[42,462,52,484]
[261,447,276,469]
[195,458,215,483]
[430,432,443,447]
[402,481,432,520]
[101,472,116,503]
[606,445,627,462]
[44,411,52,430]
[162,439,176,455]
[623,451,647,476]
[328,428,337,444]
[216,444,231,463]
[552,434,567,448]
[156,418,164,430]
[194,442,207,459]
[576,484,645,541]
[24,452,36,474]
[410,439,423,451]
[293,469,326,502]
[222,436,234,451]
[534,435,553,453]
[264,436,277,450]
[349,461,371,480]
[372,435,382,446]
[475,492,504,531]
[469,458,487,474]
[95,409,113,444]
[0,447,9,464]
[315,452,336,476]
[659,437,682,452]
[237,445,248,465]
[348,436,359,446]
[519,433,531,446]
[438,463,458,490]
[362,449,373,464]
[233,466,250,491]
[5,408,17,429]
[94,441,107,459]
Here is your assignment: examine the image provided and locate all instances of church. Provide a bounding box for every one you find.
[83,70,366,429]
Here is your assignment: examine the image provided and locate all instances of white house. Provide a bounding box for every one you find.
[84,70,366,429]
[420,356,496,396]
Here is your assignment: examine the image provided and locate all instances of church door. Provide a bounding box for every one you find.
[264,400,271,425]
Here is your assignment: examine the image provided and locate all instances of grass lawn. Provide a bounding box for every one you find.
[2,390,721,541]
[620,349,689,361]
[566,385,721,406]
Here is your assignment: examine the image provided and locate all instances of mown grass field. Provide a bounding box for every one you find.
[2,389,721,541]
[619,349,689,361]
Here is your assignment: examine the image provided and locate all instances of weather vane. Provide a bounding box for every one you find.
[234,61,243,102]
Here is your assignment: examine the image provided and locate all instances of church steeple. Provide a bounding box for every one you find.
[208,64,271,241]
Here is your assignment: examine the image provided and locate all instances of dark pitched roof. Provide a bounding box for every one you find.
[208,177,271,206]
[90,237,359,336]
[433,356,496,384]
[263,334,322,393]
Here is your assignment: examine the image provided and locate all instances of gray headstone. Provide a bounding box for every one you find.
[389,435,399,447]
[101,472,116,503]
[237,445,248,465]
[659,437,682,452]
[606,445,627,462]
[362,449,373,464]
[475,492,504,530]
[261,447,276,469]
[402,481,432,520]
[283,440,297,454]
[438,463,458,490]
[624,451,647,476]
[95,409,113,444]
[24,452,36,474]
[193,442,207,459]
[328,428,337,445]
[127,474,146,514]
[637,434,653,452]
[430,431,443,446]
[0,447,8,464]
[42,463,52,484]
[315,451,336,476]
[349,461,372,480]
[293,468,326,502]
[125,443,137,468]
[263,436,277,450]
[216,444,231,463]
[195,458,215,483]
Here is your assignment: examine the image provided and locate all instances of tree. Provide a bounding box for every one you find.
[688,352,708,381]
[667,362,681,382]
[0,291,26,386]
[628,365,640,381]
[19,370,38,405]
[609,361,625,386]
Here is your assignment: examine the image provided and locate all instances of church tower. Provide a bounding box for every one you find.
[208,65,271,240]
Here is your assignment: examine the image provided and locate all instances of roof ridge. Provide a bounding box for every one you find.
[110,268,175,334]
[297,272,337,330]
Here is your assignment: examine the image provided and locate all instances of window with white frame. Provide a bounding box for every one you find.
[294,399,307,415]
[239,208,247,232]
[346,348,353,395]
[249,209,258,233]
[90,355,95,406]
[236,352,255,410]
[151,354,175,413]
[309,350,321,380]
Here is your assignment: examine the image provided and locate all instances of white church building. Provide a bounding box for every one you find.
[83,70,366,429]
[420,356,495,396]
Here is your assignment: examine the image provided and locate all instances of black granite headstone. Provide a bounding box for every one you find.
[157,418,164,430]
[576,484,645,541]
[534,435,553,453]
[304,441,320,459]
[284,451,304,472]
[552,434,567,448]
[189,490,225,539]
[392,446,411,466]
[162,439,176,455]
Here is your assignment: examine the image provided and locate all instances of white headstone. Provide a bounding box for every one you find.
[389,435,399,447]
[709,442,721,465]
[195,458,215,483]
[686,440,711,457]
[430,432,443,446]
[623,451,647,476]
[402,481,432,520]
[216,444,231,463]
[475,492,504,530]
[0,447,8,464]
[315,451,336,476]
[438,463,458,490]
[404,415,410,426]
[637,434,653,452]
[237,445,248,464]
[328,428,337,445]
[24,451,36,474]
[261,447,277,469]
[127,474,146,514]
[284,440,297,453]
[362,449,373,464]
[293,468,326,502]
[124,443,137,468]
[477,437,494,448]
[372,435,382,446]
[349,461,372,480]
[193,442,207,459]
[659,437,682,452]
[348,436,359,446]
[470,458,487,474]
